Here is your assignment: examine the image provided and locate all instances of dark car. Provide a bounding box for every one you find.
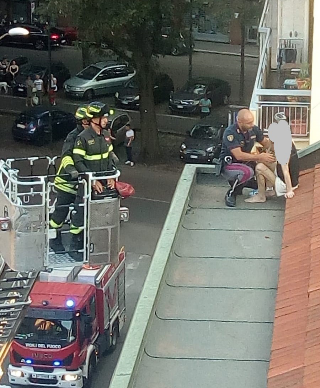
[0,23,62,50]
[179,119,225,163]
[12,62,71,97]
[114,73,174,109]
[160,27,193,56]
[12,107,77,145]
[169,77,231,115]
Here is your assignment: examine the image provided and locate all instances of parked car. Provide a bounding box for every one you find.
[12,107,77,145]
[0,23,63,50]
[12,62,71,97]
[63,61,136,100]
[114,73,174,109]
[160,27,193,56]
[179,119,225,163]
[107,110,132,145]
[169,77,231,115]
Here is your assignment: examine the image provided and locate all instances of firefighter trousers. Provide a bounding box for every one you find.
[50,188,76,229]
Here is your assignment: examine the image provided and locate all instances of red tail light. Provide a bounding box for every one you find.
[51,34,59,40]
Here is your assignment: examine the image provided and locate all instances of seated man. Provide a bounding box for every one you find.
[219,109,276,207]
[245,112,299,203]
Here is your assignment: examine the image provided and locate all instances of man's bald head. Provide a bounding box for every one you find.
[237,109,255,132]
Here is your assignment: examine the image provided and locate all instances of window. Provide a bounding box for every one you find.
[89,295,96,320]
[97,68,115,80]
[111,117,123,133]
[112,66,128,78]
[119,115,130,127]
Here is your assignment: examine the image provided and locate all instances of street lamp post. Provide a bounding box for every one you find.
[188,0,193,82]
[47,19,53,145]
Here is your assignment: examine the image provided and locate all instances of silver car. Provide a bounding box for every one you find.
[63,61,136,99]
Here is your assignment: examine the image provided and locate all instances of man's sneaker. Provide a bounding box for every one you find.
[130,162,135,167]
[125,161,131,165]
[225,189,236,207]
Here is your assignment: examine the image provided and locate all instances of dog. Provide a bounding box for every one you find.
[0,82,8,94]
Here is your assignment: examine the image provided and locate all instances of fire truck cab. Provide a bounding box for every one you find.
[8,259,125,387]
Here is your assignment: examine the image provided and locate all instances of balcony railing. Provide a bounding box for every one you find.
[250,0,311,138]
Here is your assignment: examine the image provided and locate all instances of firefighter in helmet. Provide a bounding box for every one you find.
[49,105,90,252]
[69,102,118,258]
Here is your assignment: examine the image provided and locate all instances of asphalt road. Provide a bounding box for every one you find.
[0,115,182,387]
[0,41,258,106]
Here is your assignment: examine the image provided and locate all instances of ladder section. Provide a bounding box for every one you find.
[0,256,38,373]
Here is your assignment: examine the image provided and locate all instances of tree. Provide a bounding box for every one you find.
[39,0,188,164]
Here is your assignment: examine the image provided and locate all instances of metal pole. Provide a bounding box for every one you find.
[188,0,193,82]
[239,17,245,104]
[47,18,52,145]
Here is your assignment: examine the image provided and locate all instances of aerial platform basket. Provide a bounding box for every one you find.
[0,156,123,273]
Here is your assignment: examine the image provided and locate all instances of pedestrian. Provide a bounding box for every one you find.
[124,124,135,166]
[49,105,91,254]
[8,60,19,85]
[71,101,118,258]
[219,108,276,207]
[49,73,57,105]
[25,76,34,107]
[33,74,44,105]
[0,58,7,80]
[199,94,212,119]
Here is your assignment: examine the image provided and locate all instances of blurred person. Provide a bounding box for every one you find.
[199,94,212,119]
[245,112,299,203]
[124,124,135,167]
[25,76,34,107]
[49,73,58,105]
[33,74,44,105]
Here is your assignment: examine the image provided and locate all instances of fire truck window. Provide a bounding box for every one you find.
[79,307,87,346]
[89,296,96,320]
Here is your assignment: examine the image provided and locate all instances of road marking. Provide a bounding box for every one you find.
[131,196,171,204]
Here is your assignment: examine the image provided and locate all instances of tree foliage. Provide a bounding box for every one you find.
[39,0,188,163]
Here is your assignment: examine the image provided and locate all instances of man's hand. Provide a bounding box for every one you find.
[285,190,295,199]
[92,180,103,193]
[258,152,276,164]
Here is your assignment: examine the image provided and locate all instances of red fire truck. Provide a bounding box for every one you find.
[8,256,125,387]
[0,156,133,387]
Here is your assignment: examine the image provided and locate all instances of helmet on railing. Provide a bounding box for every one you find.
[274,112,287,123]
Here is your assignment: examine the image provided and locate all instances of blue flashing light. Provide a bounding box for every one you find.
[66,299,75,308]
[53,360,61,366]
[25,359,32,364]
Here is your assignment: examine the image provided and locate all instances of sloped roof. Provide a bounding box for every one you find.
[268,165,320,388]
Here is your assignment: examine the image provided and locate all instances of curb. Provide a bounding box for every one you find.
[194,48,259,59]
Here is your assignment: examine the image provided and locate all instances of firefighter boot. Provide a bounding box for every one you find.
[69,232,84,262]
[49,230,65,253]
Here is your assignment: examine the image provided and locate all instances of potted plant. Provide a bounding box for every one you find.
[296,63,311,89]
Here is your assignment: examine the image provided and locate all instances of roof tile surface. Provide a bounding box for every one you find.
[267,165,320,387]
